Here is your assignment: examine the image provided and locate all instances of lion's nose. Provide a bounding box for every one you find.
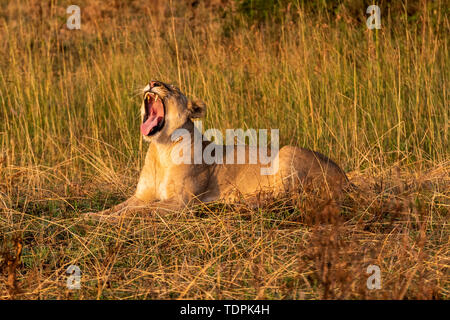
[150,81,161,88]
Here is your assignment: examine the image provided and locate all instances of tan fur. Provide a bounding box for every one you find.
[85,81,348,221]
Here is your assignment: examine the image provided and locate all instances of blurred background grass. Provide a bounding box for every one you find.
[1,1,448,177]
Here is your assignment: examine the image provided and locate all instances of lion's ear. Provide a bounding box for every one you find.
[187,99,206,119]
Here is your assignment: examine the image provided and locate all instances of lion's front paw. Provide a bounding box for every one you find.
[82,211,120,224]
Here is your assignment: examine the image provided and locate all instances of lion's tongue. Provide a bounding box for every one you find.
[140,115,161,136]
[140,99,164,135]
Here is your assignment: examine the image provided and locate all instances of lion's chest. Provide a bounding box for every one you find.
[157,173,171,200]
[140,145,179,200]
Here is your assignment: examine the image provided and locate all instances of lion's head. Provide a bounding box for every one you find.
[140,80,206,142]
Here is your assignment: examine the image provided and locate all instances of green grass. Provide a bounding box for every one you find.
[0,0,448,299]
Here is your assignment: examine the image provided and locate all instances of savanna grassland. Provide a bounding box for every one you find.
[0,0,448,299]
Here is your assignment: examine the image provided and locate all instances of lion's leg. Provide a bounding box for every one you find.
[84,196,146,222]
[84,197,192,223]
[147,199,186,215]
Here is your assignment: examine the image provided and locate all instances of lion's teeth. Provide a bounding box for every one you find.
[144,92,159,102]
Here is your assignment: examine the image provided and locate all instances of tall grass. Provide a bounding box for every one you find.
[0,1,448,299]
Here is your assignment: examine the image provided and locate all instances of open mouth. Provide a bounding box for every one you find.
[140,91,165,136]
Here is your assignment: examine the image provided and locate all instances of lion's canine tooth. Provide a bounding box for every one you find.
[155,95,158,102]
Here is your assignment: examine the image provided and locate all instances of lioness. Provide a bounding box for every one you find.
[86,80,348,221]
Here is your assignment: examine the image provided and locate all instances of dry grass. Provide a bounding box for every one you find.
[0,0,449,299]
